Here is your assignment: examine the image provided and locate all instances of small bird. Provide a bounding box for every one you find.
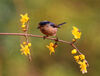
[37,21,66,38]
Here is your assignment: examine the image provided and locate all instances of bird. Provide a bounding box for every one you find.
[37,21,66,39]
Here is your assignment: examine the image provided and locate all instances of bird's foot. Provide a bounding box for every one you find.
[55,36,59,42]
[43,36,48,40]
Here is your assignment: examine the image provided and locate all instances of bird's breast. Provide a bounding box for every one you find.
[40,25,57,36]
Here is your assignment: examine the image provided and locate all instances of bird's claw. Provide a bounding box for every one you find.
[43,36,48,40]
[55,37,59,42]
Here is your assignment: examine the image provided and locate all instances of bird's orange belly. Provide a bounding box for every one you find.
[40,28,57,36]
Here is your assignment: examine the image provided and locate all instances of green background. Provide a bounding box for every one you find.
[0,0,99,76]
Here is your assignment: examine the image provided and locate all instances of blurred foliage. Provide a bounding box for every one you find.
[0,0,100,76]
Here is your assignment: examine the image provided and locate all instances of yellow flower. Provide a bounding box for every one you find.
[78,60,87,74]
[74,55,79,60]
[74,55,79,62]
[72,26,81,39]
[71,49,77,54]
[28,43,31,47]
[20,44,31,56]
[20,13,29,24]
[21,24,26,28]
[72,39,76,42]
[46,42,56,55]
[79,54,85,60]
[23,41,27,45]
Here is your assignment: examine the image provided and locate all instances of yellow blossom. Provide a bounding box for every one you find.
[23,41,27,45]
[71,49,77,54]
[20,13,29,24]
[78,60,87,74]
[20,44,30,56]
[79,54,85,60]
[72,26,81,39]
[46,42,56,55]
[74,55,79,62]
[21,24,26,28]
[28,43,31,47]
[72,39,76,42]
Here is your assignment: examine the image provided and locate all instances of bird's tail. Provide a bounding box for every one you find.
[57,22,67,28]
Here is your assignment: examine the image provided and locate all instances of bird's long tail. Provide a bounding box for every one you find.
[57,22,67,28]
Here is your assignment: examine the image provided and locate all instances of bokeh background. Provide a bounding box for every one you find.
[0,0,100,76]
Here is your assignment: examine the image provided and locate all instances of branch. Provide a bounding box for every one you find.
[0,33,71,43]
[0,33,81,54]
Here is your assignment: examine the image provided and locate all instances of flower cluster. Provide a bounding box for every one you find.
[46,42,58,55]
[72,26,81,39]
[20,42,31,56]
[71,49,89,74]
[20,13,29,32]
[71,26,89,74]
[20,13,31,61]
